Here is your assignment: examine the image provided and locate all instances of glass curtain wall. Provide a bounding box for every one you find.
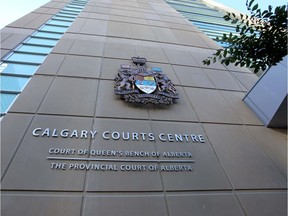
[0,0,88,116]
[165,0,238,46]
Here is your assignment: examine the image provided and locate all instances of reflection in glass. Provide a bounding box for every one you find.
[0,63,38,75]
[47,19,73,27]
[1,75,30,91]
[17,45,53,54]
[40,25,69,33]
[25,38,58,46]
[1,93,18,113]
[33,31,63,39]
[7,53,46,64]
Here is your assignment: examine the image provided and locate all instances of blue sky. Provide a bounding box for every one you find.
[0,0,287,29]
[215,0,287,13]
[0,0,50,29]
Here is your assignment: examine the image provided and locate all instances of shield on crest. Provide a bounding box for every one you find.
[114,57,179,105]
[135,75,157,94]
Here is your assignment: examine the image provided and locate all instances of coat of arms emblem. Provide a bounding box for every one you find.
[114,57,179,105]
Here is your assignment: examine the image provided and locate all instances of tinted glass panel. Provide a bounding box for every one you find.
[63,8,81,12]
[67,5,84,9]
[63,8,82,12]
[40,25,69,33]
[1,75,30,91]
[47,20,73,26]
[56,14,77,19]
[0,63,38,75]
[59,11,79,16]
[1,93,18,113]
[53,16,75,22]
[0,0,89,115]
[25,38,58,46]
[71,3,86,6]
[192,21,235,31]
[17,45,53,54]
[33,31,63,39]
[6,53,46,64]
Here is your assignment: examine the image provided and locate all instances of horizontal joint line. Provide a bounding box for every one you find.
[47,157,195,163]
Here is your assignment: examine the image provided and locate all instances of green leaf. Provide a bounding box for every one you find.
[248,0,255,8]
[203,0,287,74]
[202,59,211,65]
[252,4,259,11]
[231,19,239,24]
[236,25,240,32]
[224,59,230,66]
[262,10,267,16]
[246,59,251,67]
[224,14,230,21]
[263,12,273,18]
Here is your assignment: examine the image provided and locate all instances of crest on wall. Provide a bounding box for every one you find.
[114,57,179,105]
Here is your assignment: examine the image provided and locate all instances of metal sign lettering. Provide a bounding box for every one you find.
[114,57,179,105]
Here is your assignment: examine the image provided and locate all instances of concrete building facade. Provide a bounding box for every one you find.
[1,0,287,215]
[164,0,239,45]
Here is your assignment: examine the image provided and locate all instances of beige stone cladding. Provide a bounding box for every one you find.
[1,0,287,216]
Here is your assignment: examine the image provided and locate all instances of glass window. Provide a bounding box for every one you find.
[71,3,86,7]
[6,53,46,64]
[1,93,18,113]
[0,63,38,76]
[67,5,84,9]
[47,19,73,27]
[53,16,76,22]
[62,8,80,12]
[192,21,235,32]
[1,75,30,92]
[40,25,69,33]
[170,4,220,16]
[0,63,9,72]
[25,38,58,46]
[33,31,63,39]
[16,45,53,54]
[63,7,82,12]
[0,0,88,115]
[58,11,79,16]
[55,13,77,19]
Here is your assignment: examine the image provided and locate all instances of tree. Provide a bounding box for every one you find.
[203,0,287,73]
